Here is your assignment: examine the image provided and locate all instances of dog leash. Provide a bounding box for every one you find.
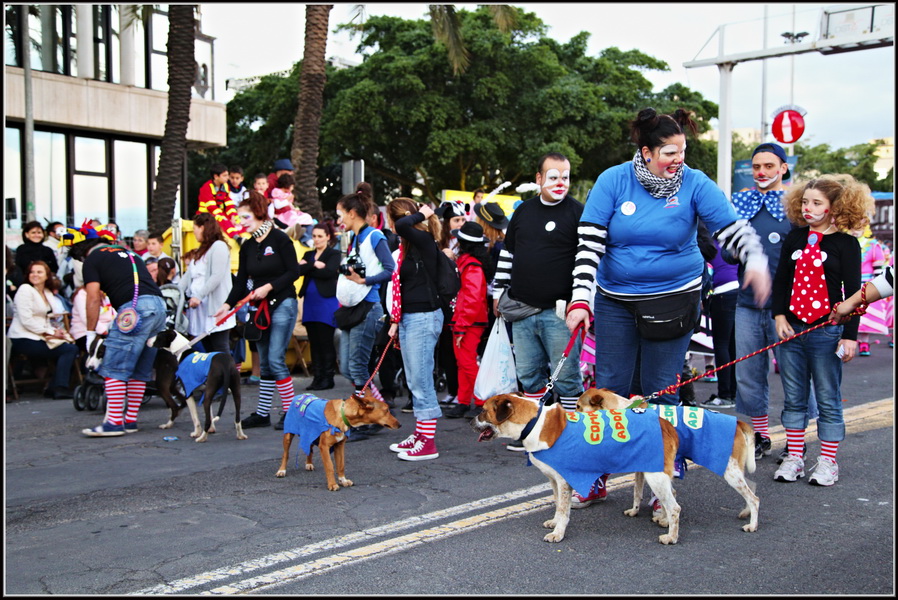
[637,301,870,407]
[360,335,396,396]
[537,322,585,406]
[186,292,254,348]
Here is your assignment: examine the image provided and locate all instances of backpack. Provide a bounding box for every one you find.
[410,244,461,310]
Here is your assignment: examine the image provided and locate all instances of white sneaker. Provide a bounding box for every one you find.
[774,454,805,482]
[809,456,839,486]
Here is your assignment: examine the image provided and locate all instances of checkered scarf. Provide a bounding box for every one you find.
[632,151,684,199]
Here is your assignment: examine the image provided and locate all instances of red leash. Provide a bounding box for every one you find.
[538,322,586,404]
[641,301,869,404]
[360,335,396,395]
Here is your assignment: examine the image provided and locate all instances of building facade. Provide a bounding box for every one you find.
[4,4,226,245]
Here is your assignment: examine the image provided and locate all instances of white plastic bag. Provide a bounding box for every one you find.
[473,319,518,400]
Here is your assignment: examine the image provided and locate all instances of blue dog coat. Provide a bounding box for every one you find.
[651,405,737,476]
[531,409,666,497]
[283,393,344,456]
[175,352,226,405]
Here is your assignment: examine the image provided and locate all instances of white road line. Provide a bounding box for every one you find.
[137,399,893,595]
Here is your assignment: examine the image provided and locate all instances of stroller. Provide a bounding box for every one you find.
[159,284,189,336]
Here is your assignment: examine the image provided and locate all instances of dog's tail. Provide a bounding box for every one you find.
[737,421,757,475]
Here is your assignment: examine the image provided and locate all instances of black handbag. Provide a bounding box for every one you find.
[334,300,374,331]
[496,290,543,323]
[631,291,701,341]
[243,299,271,341]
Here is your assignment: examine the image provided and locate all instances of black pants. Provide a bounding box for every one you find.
[306,321,337,380]
[709,290,737,399]
[200,329,232,355]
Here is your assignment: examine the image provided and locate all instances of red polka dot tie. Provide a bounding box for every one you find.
[790,231,830,323]
[390,245,405,323]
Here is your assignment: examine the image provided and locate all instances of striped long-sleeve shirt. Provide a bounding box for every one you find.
[569,163,766,313]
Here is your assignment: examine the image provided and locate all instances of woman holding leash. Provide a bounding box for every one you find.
[298,222,341,391]
[565,107,771,509]
[179,212,234,354]
[385,198,445,461]
[771,174,870,486]
[214,191,300,430]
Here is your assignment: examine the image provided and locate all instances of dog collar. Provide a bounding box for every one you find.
[340,400,352,429]
[517,403,543,444]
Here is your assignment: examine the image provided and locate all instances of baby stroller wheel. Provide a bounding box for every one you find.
[73,384,88,411]
[86,386,103,411]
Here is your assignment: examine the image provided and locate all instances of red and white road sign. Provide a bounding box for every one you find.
[772,109,806,144]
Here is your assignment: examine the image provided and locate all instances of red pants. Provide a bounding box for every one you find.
[453,326,485,406]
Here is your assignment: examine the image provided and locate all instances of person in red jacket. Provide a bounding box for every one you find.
[266,158,294,199]
[445,222,495,419]
[197,163,243,238]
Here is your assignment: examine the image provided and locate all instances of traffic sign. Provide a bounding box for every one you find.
[772,109,806,144]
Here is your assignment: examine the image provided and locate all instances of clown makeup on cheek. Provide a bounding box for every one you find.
[542,169,570,201]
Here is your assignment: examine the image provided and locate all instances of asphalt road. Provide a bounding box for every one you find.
[4,334,894,596]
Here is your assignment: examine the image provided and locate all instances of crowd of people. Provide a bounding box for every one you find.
[5,115,893,487]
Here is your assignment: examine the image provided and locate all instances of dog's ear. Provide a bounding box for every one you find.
[494,395,515,423]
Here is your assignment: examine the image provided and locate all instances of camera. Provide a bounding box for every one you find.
[339,255,366,278]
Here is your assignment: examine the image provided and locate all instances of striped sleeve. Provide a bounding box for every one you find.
[714,219,768,273]
[491,248,514,294]
[569,222,607,312]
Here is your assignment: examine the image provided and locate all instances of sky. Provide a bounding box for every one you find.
[200,3,895,150]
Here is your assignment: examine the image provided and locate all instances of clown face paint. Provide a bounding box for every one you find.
[801,188,832,228]
[752,151,787,190]
[537,157,572,203]
[644,135,686,179]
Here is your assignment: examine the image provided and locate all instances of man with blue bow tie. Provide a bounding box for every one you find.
[725,143,815,462]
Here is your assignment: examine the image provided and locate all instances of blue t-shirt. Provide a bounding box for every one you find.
[175,352,227,405]
[651,405,737,476]
[283,393,344,455]
[581,163,737,297]
[530,409,666,496]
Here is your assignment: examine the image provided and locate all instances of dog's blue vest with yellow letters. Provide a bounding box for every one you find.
[175,352,226,405]
[530,409,666,497]
[651,405,737,476]
[283,393,344,455]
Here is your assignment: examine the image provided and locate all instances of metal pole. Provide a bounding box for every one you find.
[716,25,734,196]
[23,11,36,222]
[761,5,769,142]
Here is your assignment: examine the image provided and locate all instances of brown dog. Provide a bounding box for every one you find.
[576,388,759,534]
[275,390,400,491]
[473,393,682,544]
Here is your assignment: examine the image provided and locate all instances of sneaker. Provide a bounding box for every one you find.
[440,394,457,406]
[774,454,805,482]
[240,412,271,429]
[82,422,126,437]
[401,399,414,414]
[859,342,871,357]
[776,444,807,464]
[700,395,735,409]
[244,375,261,385]
[571,475,608,509]
[397,436,439,461]
[124,422,139,433]
[809,457,839,486]
[389,433,419,453]
[274,414,285,431]
[463,405,483,420]
[506,439,526,452]
[347,427,370,442]
[754,433,772,460]
[444,403,469,419]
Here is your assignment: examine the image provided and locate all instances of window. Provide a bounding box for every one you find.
[33,131,68,224]
[113,140,149,235]
[147,7,169,92]
[73,135,109,226]
[5,127,23,231]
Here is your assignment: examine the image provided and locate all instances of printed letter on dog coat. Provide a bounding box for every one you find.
[652,405,737,476]
[175,352,227,405]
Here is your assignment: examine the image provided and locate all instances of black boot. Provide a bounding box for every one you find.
[306,376,325,391]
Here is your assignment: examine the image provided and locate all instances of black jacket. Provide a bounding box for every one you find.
[15,240,59,275]
[298,246,341,298]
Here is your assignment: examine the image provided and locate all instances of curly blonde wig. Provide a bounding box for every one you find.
[783,174,874,234]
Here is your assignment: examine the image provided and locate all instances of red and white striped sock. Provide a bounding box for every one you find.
[523,389,546,402]
[103,377,127,426]
[367,385,384,403]
[785,428,806,458]
[124,380,146,424]
[416,419,437,440]
[819,439,839,462]
[751,415,770,439]
[276,377,295,412]
[256,379,275,417]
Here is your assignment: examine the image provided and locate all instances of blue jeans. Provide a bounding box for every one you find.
[10,337,79,390]
[735,306,818,420]
[592,293,692,405]
[512,308,582,398]
[398,309,444,420]
[778,321,844,442]
[100,295,167,381]
[339,301,384,388]
[257,297,298,381]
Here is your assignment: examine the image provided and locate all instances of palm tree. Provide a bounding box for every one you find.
[148,4,196,233]
[290,4,518,218]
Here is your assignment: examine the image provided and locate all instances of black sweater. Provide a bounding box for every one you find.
[395,212,440,316]
[226,228,300,309]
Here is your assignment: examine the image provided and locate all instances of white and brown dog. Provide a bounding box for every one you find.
[148,328,247,443]
[473,393,682,544]
[576,388,759,534]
